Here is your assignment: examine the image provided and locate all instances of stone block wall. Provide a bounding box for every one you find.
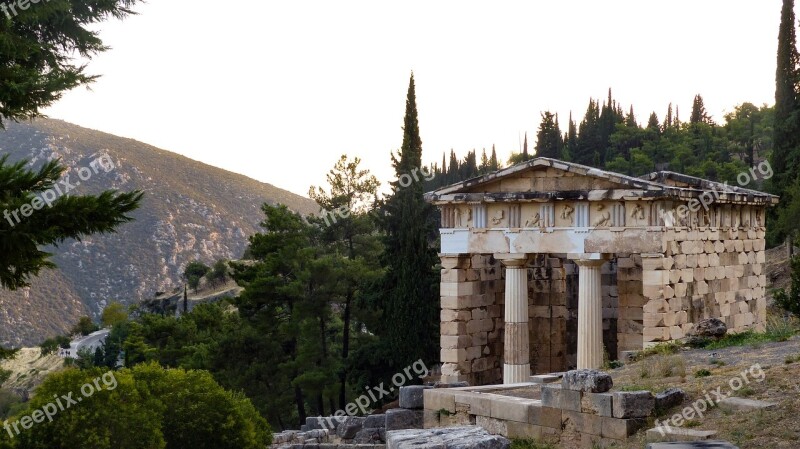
[440,254,504,386]
[528,255,618,372]
[639,227,767,346]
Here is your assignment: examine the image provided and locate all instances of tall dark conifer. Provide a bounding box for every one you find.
[773,0,800,194]
[380,74,439,368]
[490,145,499,170]
[522,132,530,161]
[535,111,563,159]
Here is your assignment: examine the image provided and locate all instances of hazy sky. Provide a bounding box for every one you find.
[43,1,783,197]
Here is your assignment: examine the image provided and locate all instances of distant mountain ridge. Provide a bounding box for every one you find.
[0,119,318,346]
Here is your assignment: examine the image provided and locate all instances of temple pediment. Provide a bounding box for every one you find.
[424,157,778,206]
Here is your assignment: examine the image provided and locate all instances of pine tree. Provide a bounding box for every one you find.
[535,111,563,159]
[773,0,800,195]
[0,0,141,125]
[626,106,637,128]
[576,99,602,165]
[0,157,142,289]
[647,112,661,133]
[0,0,144,290]
[490,145,499,171]
[479,149,490,174]
[690,94,713,125]
[379,74,439,368]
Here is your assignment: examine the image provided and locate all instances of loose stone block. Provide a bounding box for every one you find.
[336,416,365,439]
[613,391,655,418]
[561,369,613,393]
[645,427,717,443]
[399,386,432,410]
[386,426,510,449]
[364,414,386,429]
[655,388,686,411]
[386,408,424,431]
[717,397,777,412]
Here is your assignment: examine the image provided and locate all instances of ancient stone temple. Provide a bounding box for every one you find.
[424,158,777,386]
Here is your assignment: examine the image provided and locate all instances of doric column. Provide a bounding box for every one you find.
[574,257,606,370]
[496,254,530,384]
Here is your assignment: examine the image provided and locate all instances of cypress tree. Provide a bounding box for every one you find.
[380,74,439,368]
[564,112,578,162]
[535,111,563,159]
[490,145,499,171]
[522,132,530,161]
[576,99,601,165]
[773,0,800,194]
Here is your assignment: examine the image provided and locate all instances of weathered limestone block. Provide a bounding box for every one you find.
[400,386,432,410]
[364,414,386,429]
[386,408,424,431]
[655,388,686,411]
[562,370,613,393]
[386,426,510,449]
[336,416,365,439]
[643,327,670,342]
[601,416,647,439]
[581,392,613,416]
[613,391,655,418]
[441,310,471,322]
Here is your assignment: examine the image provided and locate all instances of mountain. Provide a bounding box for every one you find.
[0,119,318,346]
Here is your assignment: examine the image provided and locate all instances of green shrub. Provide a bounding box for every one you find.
[695,368,712,378]
[635,342,682,360]
[7,363,271,449]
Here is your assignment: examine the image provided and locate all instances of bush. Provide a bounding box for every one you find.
[695,368,712,378]
[71,316,99,336]
[6,363,271,449]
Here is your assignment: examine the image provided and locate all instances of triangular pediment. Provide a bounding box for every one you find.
[431,158,665,196]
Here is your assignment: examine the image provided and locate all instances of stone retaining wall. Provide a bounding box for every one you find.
[636,226,767,348]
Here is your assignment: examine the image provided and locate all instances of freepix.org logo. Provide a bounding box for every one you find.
[0,0,49,19]
[3,156,116,228]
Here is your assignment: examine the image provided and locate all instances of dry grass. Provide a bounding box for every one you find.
[610,341,800,448]
[639,354,686,379]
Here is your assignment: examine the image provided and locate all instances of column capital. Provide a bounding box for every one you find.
[568,253,611,267]
[493,253,529,267]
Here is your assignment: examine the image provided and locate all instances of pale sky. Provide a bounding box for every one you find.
[43,0,782,197]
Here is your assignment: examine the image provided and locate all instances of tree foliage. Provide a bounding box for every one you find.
[378,74,439,369]
[0,0,141,126]
[5,363,270,449]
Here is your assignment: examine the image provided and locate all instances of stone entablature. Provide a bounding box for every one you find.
[425,158,777,386]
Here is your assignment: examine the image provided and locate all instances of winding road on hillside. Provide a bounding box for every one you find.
[68,329,109,358]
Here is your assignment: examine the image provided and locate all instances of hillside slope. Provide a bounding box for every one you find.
[0,119,318,346]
